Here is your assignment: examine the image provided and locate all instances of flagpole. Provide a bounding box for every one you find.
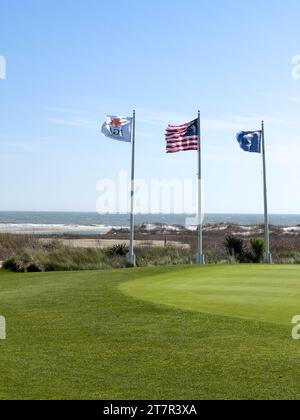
[127,110,136,267]
[196,110,205,265]
[261,121,272,264]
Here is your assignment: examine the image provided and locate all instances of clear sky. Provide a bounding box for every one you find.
[0,0,299,214]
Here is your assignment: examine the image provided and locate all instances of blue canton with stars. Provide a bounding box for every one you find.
[185,119,198,137]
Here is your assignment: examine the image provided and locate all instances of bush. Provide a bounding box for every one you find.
[239,251,256,264]
[224,236,244,260]
[26,263,43,273]
[106,244,129,257]
[2,253,40,273]
[224,236,266,264]
[3,257,26,273]
[250,239,265,263]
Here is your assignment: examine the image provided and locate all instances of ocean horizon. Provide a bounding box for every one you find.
[0,211,299,235]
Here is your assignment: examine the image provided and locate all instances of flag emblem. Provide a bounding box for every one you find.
[236,131,262,153]
[111,118,122,127]
[165,119,199,153]
[102,115,132,143]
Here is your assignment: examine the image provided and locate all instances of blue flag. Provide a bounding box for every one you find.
[236,131,262,153]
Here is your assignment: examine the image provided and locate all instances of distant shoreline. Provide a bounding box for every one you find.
[0,212,299,223]
[0,222,299,237]
[0,211,299,236]
[1,222,299,267]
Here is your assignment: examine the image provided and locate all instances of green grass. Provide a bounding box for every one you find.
[0,265,300,400]
[2,245,193,272]
[121,265,300,325]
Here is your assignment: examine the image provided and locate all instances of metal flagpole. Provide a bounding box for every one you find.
[196,111,205,265]
[261,121,272,264]
[127,110,136,267]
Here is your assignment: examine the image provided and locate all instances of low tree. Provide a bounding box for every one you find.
[250,239,265,263]
[224,236,265,264]
[224,236,244,261]
[106,244,129,257]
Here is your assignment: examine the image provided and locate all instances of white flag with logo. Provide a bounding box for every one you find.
[101,115,132,143]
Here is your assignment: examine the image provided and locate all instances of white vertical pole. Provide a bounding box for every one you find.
[196,111,205,265]
[127,110,136,267]
[261,121,272,264]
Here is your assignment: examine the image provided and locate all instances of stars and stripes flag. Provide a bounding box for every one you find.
[165,119,199,153]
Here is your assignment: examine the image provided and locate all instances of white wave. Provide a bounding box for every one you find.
[141,224,186,232]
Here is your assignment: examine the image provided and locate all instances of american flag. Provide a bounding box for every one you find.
[165,119,199,153]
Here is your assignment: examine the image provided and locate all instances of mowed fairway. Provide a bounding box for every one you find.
[0,265,299,400]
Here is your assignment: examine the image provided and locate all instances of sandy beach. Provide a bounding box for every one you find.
[40,238,190,249]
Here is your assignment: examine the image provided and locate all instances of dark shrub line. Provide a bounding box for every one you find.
[224,235,265,263]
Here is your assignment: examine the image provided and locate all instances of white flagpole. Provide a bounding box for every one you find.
[261,121,272,264]
[196,110,205,265]
[127,110,136,267]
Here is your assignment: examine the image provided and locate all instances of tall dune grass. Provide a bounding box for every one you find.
[1,230,299,272]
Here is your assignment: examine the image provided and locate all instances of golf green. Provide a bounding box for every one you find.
[121,265,300,326]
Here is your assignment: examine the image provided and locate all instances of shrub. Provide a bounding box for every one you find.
[26,263,43,273]
[106,244,129,257]
[2,253,38,273]
[250,239,265,263]
[3,257,26,273]
[239,251,256,264]
[224,236,244,260]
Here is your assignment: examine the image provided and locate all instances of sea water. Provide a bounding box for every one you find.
[0,212,299,235]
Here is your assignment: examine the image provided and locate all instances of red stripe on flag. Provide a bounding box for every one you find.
[166,136,198,143]
[167,140,198,147]
[167,123,189,129]
[167,144,198,151]
[166,146,198,154]
[165,130,189,137]
[166,139,198,149]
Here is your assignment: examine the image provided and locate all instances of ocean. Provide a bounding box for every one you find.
[0,211,299,235]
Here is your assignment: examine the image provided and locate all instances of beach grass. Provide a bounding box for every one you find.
[2,244,193,272]
[0,265,300,400]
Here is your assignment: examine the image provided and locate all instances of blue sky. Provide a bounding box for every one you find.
[0,0,299,214]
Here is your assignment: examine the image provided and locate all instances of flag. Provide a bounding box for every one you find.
[102,115,132,143]
[236,131,262,153]
[165,119,199,153]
